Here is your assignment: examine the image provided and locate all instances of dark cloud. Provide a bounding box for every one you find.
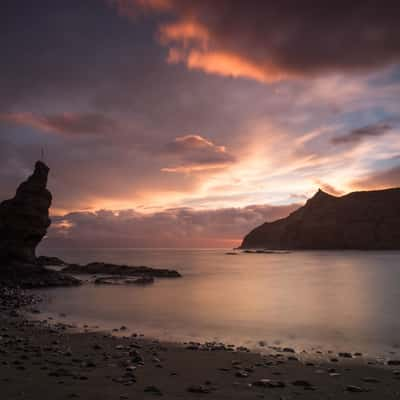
[162,135,236,172]
[41,202,300,248]
[331,122,392,145]
[0,112,119,136]
[113,0,400,82]
[352,164,400,190]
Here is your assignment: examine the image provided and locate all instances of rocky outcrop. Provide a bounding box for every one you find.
[0,262,80,288]
[240,188,400,250]
[0,161,80,288]
[62,262,182,278]
[0,161,52,263]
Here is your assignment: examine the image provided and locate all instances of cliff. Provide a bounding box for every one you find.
[240,188,400,250]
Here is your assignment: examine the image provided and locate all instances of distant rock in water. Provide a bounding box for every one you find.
[240,188,400,250]
[0,161,52,263]
[62,262,182,278]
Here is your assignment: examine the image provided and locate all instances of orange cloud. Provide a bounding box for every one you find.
[177,50,285,83]
[160,19,287,82]
[160,20,209,47]
[111,1,400,83]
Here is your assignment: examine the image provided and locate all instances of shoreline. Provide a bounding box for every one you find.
[2,289,400,399]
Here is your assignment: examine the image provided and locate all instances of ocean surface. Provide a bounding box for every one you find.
[34,248,400,356]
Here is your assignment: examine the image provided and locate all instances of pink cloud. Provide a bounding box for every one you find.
[42,202,301,249]
[0,112,118,136]
[162,134,236,173]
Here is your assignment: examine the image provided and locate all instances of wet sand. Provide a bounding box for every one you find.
[2,293,400,400]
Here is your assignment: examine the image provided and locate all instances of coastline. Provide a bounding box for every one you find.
[2,290,400,399]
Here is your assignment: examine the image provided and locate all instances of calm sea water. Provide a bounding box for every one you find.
[34,248,400,356]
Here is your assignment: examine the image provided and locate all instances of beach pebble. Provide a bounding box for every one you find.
[338,352,353,358]
[235,370,249,378]
[283,347,295,353]
[144,385,162,395]
[187,385,210,394]
[292,380,313,388]
[362,377,380,383]
[346,385,365,392]
[252,379,285,388]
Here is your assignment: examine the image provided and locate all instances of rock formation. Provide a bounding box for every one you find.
[0,161,52,263]
[0,161,80,287]
[62,262,182,278]
[240,188,400,250]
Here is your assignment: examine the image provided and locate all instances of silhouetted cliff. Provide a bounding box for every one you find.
[240,188,400,250]
[0,161,52,263]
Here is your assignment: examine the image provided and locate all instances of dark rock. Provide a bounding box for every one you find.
[144,385,162,395]
[63,262,181,278]
[187,385,210,394]
[362,377,380,383]
[0,262,80,288]
[36,256,67,266]
[283,347,295,353]
[0,161,51,263]
[252,379,285,388]
[235,370,249,378]
[0,161,80,288]
[292,380,313,387]
[241,188,400,249]
[338,352,353,358]
[94,276,155,285]
[346,385,365,392]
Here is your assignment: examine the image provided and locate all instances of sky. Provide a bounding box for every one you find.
[1,0,400,248]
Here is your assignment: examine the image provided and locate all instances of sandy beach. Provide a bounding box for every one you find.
[1,289,400,400]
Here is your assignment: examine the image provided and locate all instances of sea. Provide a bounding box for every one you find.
[34,248,400,357]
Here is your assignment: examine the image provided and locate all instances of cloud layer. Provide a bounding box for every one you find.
[0,112,118,136]
[43,203,300,248]
[352,164,400,190]
[113,0,400,82]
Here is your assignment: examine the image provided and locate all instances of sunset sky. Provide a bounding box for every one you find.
[1,0,400,248]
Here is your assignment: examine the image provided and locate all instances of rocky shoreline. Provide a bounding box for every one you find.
[0,256,182,289]
[2,288,400,399]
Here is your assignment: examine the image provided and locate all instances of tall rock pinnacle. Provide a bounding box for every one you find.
[0,161,52,263]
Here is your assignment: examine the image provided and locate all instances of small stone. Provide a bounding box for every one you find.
[346,385,364,392]
[144,386,162,395]
[362,377,380,383]
[292,380,312,387]
[283,347,295,353]
[187,385,210,394]
[338,352,352,358]
[252,379,285,388]
[235,370,248,378]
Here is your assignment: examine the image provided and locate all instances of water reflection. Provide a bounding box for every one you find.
[36,249,400,354]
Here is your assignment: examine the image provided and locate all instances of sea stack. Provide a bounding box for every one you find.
[0,161,52,263]
[241,188,400,250]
